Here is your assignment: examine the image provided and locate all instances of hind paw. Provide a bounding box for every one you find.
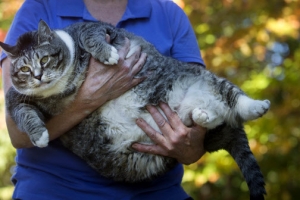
[238,96,270,120]
[248,99,270,119]
[192,108,209,125]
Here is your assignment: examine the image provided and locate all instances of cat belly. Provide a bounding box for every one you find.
[100,91,152,144]
[88,90,177,181]
[90,77,226,181]
[167,76,229,128]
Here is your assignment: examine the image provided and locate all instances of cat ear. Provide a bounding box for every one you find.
[38,20,53,44]
[0,41,18,58]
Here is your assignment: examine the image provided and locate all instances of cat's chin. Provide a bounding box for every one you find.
[15,83,58,97]
[38,81,52,88]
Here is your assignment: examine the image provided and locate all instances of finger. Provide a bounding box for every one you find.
[158,102,182,129]
[135,118,166,145]
[126,45,141,63]
[105,34,111,43]
[118,37,130,60]
[131,143,166,156]
[146,105,169,128]
[146,105,176,140]
[123,46,141,71]
[130,76,146,88]
[192,124,207,139]
[131,52,147,77]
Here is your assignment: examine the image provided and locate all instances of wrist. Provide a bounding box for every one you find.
[71,94,108,115]
[45,105,90,141]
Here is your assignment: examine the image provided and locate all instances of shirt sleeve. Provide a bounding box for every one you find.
[165,1,205,67]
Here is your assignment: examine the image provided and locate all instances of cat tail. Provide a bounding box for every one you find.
[226,127,266,200]
[204,124,266,200]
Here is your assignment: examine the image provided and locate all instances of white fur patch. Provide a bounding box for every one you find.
[192,108,209,124]
[55,30,75,64]
[98,90,168,175]
[126,40,140,59]
[104,47,119,65]
[236,95,270,120]
[167,76,229,128]
[35,130,49,148]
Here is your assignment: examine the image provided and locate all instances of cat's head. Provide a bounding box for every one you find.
[0,20,74,97]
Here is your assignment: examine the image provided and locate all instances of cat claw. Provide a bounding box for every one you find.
[104,47,119,65]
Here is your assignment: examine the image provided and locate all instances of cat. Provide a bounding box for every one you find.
[0,20,269,200]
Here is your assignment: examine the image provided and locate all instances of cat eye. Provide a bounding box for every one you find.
[20,66,30,72]
[40,56,49,65]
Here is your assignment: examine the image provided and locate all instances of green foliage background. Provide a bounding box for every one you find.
[0,0,299,199]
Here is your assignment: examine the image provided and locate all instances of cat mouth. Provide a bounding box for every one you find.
[33,76,52,85]
[38,81,51,86]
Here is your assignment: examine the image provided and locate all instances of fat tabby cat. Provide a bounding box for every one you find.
[0,20,269,200]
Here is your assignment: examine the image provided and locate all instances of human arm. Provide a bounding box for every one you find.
[2,38,146,148]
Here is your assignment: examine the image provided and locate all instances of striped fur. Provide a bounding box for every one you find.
[1,20,269,199]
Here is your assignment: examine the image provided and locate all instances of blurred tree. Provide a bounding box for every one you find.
[179,0,300,200]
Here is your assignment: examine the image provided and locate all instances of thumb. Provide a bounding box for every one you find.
[105,34,111,43]
[191,124,207,138]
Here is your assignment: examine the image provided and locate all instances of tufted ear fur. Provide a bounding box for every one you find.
[38,20,53,45]
[0,41,18,58]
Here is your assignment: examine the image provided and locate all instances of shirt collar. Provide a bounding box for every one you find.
[56,0,152,22]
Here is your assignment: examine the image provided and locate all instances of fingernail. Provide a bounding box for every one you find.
[136,118,143,123]
[159,101,166,106]
[128,143,137,152]
[146,105,153,110]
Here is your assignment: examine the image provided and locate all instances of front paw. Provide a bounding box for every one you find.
[31,130,49,148]
[103,46,119,65]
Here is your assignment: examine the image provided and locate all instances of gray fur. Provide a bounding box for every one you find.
[0,20,269,200]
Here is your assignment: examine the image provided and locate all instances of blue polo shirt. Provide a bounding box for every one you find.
[2,0,204,199]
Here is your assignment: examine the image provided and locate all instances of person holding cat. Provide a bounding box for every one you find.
[1,0,207,199]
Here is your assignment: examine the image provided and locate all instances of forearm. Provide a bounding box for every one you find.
[5,99,101,149]
[5,114,33,148]
[45,93,109,142]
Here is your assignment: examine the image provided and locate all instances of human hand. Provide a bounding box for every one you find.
[132,102,207,165]
[74,37,147,113]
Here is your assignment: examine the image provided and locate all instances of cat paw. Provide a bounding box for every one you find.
[32,130,49,148]
[238,96,270,120]
[104,47,119,65]
[192,108,209,125]
[248,99,270,119]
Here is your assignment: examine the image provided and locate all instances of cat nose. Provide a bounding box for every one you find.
[34,74,42,80]
[33,69,43,80]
